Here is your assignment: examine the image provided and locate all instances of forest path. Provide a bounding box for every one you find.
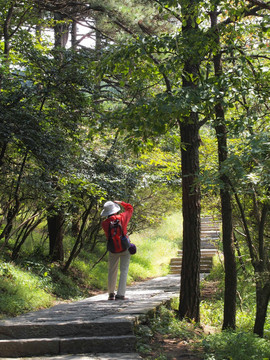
[0,275,180,360]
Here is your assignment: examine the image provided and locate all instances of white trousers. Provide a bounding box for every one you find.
[108,250,131,296]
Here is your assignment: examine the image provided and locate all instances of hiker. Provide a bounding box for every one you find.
[101,200,133,301]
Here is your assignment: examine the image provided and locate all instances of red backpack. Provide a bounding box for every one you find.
[107,219,130,253]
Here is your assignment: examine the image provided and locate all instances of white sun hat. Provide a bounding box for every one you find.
[101,201,121,217]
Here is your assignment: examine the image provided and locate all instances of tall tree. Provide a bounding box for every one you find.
[210,6,237,330]
[178,0,202,322]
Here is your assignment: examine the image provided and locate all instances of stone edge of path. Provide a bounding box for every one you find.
[0,353,142,360]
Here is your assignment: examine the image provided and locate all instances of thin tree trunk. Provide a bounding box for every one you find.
[1,4,13,90]
[63,201,94,272]
[45,11,70,262]
[0,142,8,167]
[48,211,64,261]
[12,218,42,260]
[254,281,270,337]
[254,203,270,336]
[0,151,28,249]
[71,20,77,49]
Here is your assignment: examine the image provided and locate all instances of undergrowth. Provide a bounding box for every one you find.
[136,254,270,360]
[136,300,203,359]
[136,289,270,360]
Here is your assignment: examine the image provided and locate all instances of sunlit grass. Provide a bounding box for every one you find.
[0,262,54,318]
[129,212,182,279]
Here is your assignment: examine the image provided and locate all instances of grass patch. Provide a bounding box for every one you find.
[0,262,54,319]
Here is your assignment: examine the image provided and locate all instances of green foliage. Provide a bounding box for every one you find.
[203,331,270,360]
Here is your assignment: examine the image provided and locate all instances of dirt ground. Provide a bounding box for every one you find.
[144,335,204,360]
[140,281,220,360]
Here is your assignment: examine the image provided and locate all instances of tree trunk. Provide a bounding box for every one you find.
[253,203,270,336]
[1,4,13,90]
[178,0,201,323]
[179,118,201,322]
[47,211,64,261]
[233,190,269,336]
[0,151,27,250]
[12,218,42,260]
[54,12,70,48]
[254,280,270,337]
[45,12,70,262]
[63,201,94,272]
[219,180,237,329]
[71,20,77,49]
[0,142,7,167]
[211,9,237,330]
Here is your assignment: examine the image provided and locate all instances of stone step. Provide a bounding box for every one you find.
[200,244,218,249]
[0,320,133,340]
[0,335,136,358]
[201,229,220,232]
[177,249,218,256]
[201,216,220,221]
[170,260,213,268]
[170,257,213,264]
[0,354,142,360]
[170,265,212,274]
[0,318,135,358]
[201,230,220,236]
[170,254,214,274]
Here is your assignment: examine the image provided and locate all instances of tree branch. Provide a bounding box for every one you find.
[247,0,270,10]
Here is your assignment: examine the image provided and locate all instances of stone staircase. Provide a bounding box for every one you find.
[170,216,221,274]
[0,319,135,357]
[0,275,180,358]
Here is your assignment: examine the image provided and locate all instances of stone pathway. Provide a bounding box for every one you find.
[0,275,181,360]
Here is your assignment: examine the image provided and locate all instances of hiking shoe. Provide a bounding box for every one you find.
[108,293,115,300]
[115,295,128,300]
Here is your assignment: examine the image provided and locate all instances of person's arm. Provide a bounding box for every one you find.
[115,201,133,232]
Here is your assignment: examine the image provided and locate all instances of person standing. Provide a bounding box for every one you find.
[101,200,133,300]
